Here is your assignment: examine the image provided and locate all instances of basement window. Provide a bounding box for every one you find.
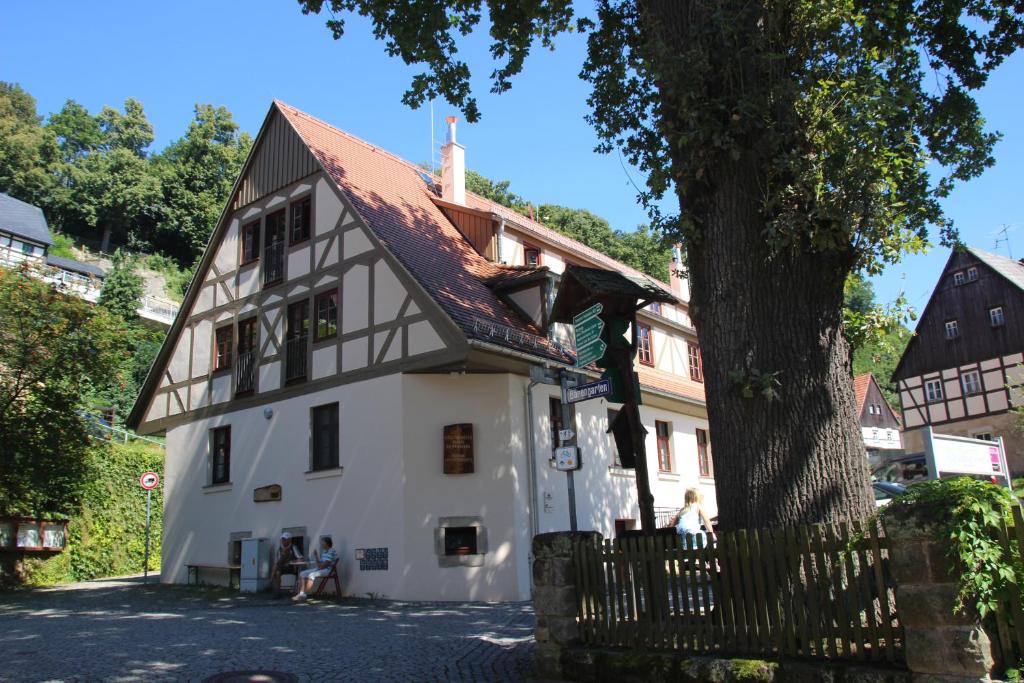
[434,516,487,568]
[444,527,478,556]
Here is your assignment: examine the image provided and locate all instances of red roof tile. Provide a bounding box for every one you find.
[853,373,872,413]
[274,101,702,405]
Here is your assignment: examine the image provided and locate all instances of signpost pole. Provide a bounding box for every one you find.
[143,488,152,583]
[560,370,578,533]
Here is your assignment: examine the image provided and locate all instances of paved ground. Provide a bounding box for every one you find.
[0,576,537,682]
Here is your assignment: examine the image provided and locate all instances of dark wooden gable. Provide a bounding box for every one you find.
[894,249,1024,380]
[859,375,902,431]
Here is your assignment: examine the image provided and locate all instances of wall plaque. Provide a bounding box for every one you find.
[356,547,389,571]
[443,423,474,474]
[253,484,282,502]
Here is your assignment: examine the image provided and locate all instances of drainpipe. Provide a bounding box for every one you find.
[524,373,541,594]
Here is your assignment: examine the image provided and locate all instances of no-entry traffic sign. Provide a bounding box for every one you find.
[139,472,160,489]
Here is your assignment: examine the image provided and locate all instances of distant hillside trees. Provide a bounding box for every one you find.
[0,83,250,266]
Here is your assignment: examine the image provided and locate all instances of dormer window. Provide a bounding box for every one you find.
[953,271,965,286]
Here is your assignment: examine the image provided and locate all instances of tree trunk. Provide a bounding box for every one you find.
[640,0,875,529]
[685,158,874,530]
[99,224,112,255]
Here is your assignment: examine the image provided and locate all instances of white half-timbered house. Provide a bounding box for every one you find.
[129,102,715,601]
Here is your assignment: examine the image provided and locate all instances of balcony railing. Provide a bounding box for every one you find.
[264,241,284,285]
[236,350,257,394]
[285,335,307,382]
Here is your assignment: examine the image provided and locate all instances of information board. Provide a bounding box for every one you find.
[443,423,474,474]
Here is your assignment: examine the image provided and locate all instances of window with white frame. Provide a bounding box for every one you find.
[925,379,943,403]
[974,432,994,441]
[990,306,1005,327]
[962,370,983,395]
[967,266,979,282]
[945,320,960,339]
[953,271,965,286]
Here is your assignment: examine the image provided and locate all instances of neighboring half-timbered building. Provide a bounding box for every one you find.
[128,102,714,601]
[893,247,1024,474]
[853,373,903,465]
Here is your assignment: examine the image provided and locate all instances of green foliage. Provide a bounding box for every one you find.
[465,169,528,212]
[23,440,164,584]
[48,99,104,163]
[883,478,1022,618]
[48,232,77,259]
[152,104,251,261]
[842,273,913,404]
[852,327,911,406]
[0,266,126,516]
[141,253,195,302]
[99,250,144,322]
[0,82,58,207]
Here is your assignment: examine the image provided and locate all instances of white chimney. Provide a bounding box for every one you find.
[441,116,466,205]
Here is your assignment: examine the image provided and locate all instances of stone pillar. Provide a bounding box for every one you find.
[884,512,996,682]
[532,531,601,680]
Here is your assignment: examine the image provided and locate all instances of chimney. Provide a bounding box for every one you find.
[441,116,466,205]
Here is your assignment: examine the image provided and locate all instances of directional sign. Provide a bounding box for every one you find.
[564,379,613,404]
[573,303,605,368]
[139,472,160,490]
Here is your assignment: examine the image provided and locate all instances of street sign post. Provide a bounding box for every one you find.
[573,303,605,368]
[139,472,160,583]
[564,379,613,404]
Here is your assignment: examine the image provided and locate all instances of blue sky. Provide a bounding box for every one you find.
[4,1,1022,316]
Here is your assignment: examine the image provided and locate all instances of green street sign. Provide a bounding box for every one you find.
[573,303,605,367]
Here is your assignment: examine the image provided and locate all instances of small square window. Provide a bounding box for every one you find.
[953,271,965,286]
[925,379,943,403]
[967,267,979,282]
[945,320,959,339]
[990,306,1005,327]
[962,370,983,396]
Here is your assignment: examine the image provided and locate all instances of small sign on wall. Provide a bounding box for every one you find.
[253,484,282,502]
[356,547,388,571]
[443,423,474,474]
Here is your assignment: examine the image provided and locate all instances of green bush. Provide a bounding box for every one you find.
[48,232,78,259]
[23,440,164,585]
[140,253,195,302]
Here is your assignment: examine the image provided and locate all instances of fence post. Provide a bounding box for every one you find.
[533,530,601,679]
[883,511,996,681]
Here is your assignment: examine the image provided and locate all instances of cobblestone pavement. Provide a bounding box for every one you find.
[0,577,537,682]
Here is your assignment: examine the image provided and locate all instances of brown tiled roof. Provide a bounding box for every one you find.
[853,373,872,413]
[274,101,704,405]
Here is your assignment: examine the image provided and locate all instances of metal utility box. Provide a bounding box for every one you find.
[240,537,270,592]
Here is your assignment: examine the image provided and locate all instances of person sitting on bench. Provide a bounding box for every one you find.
[271,532,302,597]
[292,536,338,601]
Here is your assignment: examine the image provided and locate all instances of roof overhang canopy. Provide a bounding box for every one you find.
[549,265,679,324]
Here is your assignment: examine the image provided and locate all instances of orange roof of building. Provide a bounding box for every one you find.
[853,373,873,413]
[275,101,704,405]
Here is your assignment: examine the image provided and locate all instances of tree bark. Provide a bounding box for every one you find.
[640,0,875,529]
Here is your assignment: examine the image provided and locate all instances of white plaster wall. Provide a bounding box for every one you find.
[400,374,530,601]
[162,376,407,597]
[531,384,716,539]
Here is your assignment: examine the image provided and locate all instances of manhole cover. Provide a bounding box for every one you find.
[203,672,298,683]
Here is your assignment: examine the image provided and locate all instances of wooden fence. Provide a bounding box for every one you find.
[993,505,1024,666]
[572,521,903,663]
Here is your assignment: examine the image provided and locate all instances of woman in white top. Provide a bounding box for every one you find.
[669,487,717,547]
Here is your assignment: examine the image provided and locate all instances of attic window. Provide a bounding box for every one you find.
[945,319,960,340]
[967,266,979,282]
[524,246,541,267]
[953,271,965,286]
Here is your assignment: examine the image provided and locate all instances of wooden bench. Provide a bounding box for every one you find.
[186,563,241,588]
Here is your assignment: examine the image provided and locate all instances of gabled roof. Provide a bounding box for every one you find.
[853,373,902,425]
[967,246,1024,292]
[276,101,572,364]
[0,192,52,246]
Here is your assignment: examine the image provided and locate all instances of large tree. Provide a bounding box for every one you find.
[301,0,1021,528]
[0,265,124,516]
[0,82,58,207]
[153,104,252,261]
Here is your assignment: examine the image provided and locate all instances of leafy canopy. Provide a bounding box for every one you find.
[300,0,1024,271]
[0,265,126,516]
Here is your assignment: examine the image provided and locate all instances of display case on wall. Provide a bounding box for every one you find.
[0,517,69,552]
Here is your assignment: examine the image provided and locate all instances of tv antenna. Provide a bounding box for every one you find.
[995,224,1013,259]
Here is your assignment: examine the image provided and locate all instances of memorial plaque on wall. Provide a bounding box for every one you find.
[253,484,282,502]
[443,423,474,474]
